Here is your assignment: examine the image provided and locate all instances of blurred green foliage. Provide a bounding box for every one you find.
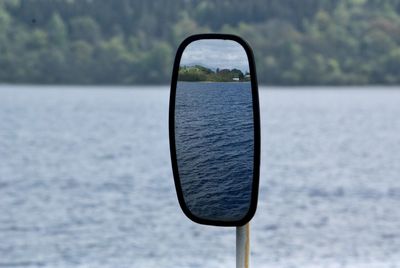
[0,0,400,85]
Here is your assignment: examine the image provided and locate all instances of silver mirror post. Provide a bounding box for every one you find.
[236,223,250,268]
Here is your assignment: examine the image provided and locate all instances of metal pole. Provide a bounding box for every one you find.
[236,223,250,268]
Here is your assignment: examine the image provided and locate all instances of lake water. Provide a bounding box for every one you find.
[175,82,254,222]
[1,85,400,268]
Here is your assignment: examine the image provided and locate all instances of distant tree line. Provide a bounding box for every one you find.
[0,0,400,85]
[179,65,250,82]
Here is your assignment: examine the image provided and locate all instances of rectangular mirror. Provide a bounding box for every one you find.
[169,34,260,226]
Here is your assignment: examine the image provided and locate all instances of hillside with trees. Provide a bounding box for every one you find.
[0,0,400,85]
[179,66,250,82]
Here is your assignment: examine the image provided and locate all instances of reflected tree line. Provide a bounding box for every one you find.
[0,0,400,85]
[179,66,250,82]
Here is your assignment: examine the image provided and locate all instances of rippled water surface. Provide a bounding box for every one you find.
[175,82,254,222]
[1,85,400,268]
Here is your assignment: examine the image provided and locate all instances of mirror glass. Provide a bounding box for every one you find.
[174,39,255,223]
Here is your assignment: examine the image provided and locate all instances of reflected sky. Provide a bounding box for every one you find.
[181,39,249,73]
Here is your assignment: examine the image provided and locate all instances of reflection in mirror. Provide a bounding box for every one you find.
[174,39,254,222]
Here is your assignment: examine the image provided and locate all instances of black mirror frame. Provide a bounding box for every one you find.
[169,33,261,227]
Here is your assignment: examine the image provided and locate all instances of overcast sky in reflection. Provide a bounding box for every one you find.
[180,40,249,73]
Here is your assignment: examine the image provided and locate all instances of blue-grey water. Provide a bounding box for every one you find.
[175,82,254,222]
[1,85,400,268]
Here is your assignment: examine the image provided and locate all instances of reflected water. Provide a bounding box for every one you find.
[175,81,254,221]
